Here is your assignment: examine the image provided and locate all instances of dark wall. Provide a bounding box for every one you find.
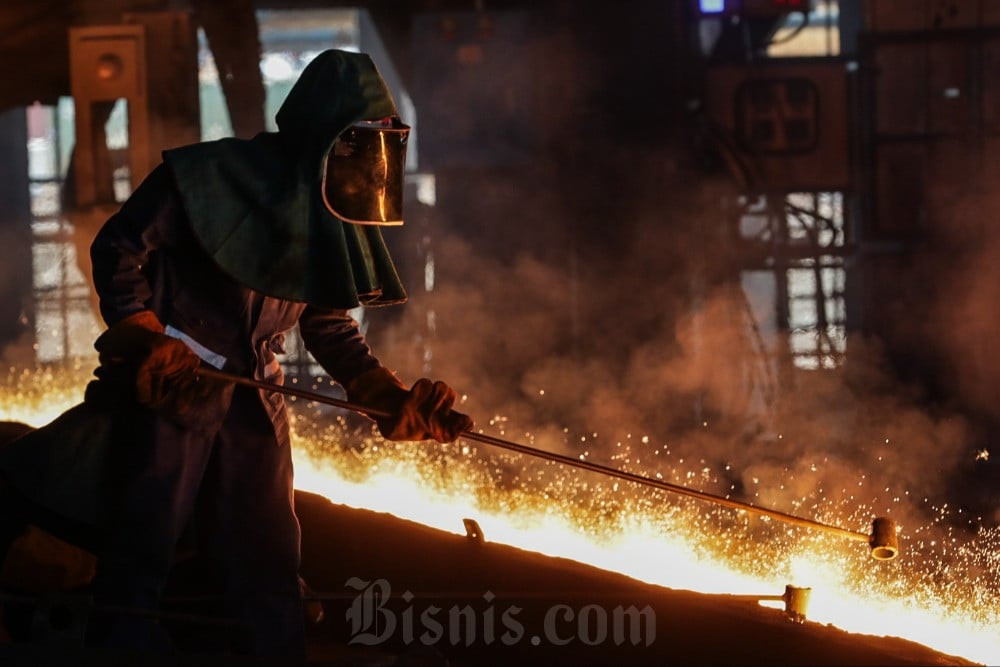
[409,1,691,264]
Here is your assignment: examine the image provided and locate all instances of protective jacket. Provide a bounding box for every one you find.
[92,49,410,445]
[90,162,382,447]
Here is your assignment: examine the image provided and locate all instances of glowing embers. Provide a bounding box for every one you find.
[0,364,94,427]
[2,367,999,664]
[287,413,1000,665]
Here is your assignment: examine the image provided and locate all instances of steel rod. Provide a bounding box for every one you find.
[195,366,871,543]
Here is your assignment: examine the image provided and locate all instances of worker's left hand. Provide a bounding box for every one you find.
[347,367,474,443]
[93,310,201,406]
[92,311,230,431]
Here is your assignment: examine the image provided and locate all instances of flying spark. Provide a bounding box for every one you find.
[2,365,999,664]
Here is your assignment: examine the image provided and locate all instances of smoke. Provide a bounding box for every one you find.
[916,177,1000,422]
[357,11,998,527]
[366,188,987,533]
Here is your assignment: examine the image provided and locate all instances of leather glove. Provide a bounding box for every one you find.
[93,310,201,407]
[346,367,474,443]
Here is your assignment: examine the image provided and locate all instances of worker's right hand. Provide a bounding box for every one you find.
[94,310,201,406]
[346,367,474,443]
[391,378,474,443]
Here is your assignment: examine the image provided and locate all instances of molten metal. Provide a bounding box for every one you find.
[2,364,999,664]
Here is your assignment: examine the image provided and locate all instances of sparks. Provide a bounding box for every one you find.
[2,365,999,665]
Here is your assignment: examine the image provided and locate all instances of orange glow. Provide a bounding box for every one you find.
[3,365,998,664]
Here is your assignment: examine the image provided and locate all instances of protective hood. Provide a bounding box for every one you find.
[162,49,407,309]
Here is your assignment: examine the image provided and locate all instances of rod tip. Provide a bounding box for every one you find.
[869,517,899,560]
[783,585,812,620]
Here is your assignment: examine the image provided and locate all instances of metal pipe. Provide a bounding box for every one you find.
[194,367,898,558]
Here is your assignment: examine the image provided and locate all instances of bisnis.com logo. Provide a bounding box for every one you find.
[344,577,656,648]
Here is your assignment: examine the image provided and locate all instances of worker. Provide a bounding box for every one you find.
[85,49,472,659]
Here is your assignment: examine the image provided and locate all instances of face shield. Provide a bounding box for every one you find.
[322,117,410,225]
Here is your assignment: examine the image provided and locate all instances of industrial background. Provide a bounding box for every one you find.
[0,1,998,662]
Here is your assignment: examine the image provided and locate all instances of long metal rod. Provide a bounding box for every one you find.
[195,367,870,544]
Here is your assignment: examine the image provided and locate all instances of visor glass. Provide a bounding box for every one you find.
[323,121,409,225]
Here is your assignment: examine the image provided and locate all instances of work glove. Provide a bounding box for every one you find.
[94,310,201,406]
[346,367,474,443]
[92,311,231,434]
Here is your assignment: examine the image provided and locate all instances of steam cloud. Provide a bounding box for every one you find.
[368,182,995,532]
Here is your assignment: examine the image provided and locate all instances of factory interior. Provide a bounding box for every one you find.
[0,1,998,664]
